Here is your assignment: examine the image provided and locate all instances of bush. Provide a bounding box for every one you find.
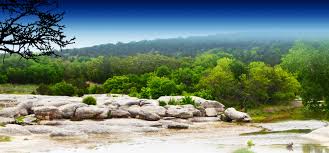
[155,65,171,77]
[103,76,131,94]
[36,84,52,95]
[168,98,179,105]
[146,76,179,99]
[159,100,167,106]
[128,87,140,97]
[82,96,97,105]
[88,84,105,94]
[50,81,76,96]
[0,75,8,84]
[181,96,196,106]
[194,89,213,100]
[140,87,151,98]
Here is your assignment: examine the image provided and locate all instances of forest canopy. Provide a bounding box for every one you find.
[2,40,326,111]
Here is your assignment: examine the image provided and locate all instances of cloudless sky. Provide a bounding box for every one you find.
[60,0,329,48]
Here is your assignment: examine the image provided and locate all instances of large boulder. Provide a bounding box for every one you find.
[127,105,142,118]
[74,106,110,120]
[181,105,202,117]
[141,105,166,117]
[16,101,34,114]
[138,110,161,121]
[224,107,251,122]
[166,105,193,119]
[110,109,131,118]
[58,103,88,119]
[201,100,225,110]
[32,106,62,120]
[205,108,220,117]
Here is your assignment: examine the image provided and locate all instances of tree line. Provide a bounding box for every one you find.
[0,41,328,111]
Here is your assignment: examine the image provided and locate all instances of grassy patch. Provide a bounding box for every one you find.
[246,102,322,123]
[0,135,11,142]
[233,148,255,153]
[0,84,38,94]
[240,129,312,136]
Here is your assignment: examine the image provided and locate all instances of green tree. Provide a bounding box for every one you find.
[198,58,241,104]
[282,42,329,112]
[103,76,132,94]
[51,82,76,96]
[146,76,179,99]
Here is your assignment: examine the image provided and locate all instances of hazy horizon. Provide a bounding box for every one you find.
[59,0,329,48]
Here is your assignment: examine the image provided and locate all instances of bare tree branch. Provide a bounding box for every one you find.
[0,0,75,60]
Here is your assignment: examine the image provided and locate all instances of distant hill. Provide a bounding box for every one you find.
[61,32,328,57]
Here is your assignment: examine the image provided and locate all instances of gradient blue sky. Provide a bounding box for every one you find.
[60,0,329,48]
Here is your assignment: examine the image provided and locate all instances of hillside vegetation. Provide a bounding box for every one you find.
[1,40,329,116]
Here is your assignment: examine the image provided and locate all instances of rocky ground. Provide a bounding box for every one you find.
[0,94,251,137]
[0,94,328,153]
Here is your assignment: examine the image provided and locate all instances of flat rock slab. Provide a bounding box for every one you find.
[257,120,328,131]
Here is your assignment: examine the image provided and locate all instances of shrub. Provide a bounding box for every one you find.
[128,87,140,97]
[233,148,255,153]
[140,87,151,99]
[82,96,97,105]
[36,84,52,95]
[50,81,76,96]
[159,100,167,106]
[88,84,105,94]
[103,76,131,94]
[146,76,179,99]
[181,96,196,106]
[155,65,171,77]
[168,98,179,105]
[247,140,255,147]
[76,89,85,97]
[194,89,213,100]
[0,75,8,84]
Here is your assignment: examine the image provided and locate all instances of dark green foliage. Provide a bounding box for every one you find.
[50,82,76,96]
[0,75,8,84]
[155,65,171,77]
[282,42,329,112]
[0,40,306,110]
[180,96,196,106]
[103,76,131,94]
[128,87,140,97]
[194,89,213,100]
[168,98,179,105]
[146,76,179,99]
[36,84,52,95]
[88,84,105,94]
[82,96,97,105]
[159,100,167,106]
[61,34,292,62]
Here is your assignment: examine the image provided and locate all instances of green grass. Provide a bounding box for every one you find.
[240,129,312,136]
[246,101,319,123]
[0,84,38,94]
[233,148,255,153]
[0,135,11,142]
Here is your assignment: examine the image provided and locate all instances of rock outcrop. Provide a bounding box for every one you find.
[224,107,251,122]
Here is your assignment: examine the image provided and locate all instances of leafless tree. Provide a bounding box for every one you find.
[0,0,75,60]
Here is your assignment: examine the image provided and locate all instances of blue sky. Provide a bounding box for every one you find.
[60,0,329,48]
